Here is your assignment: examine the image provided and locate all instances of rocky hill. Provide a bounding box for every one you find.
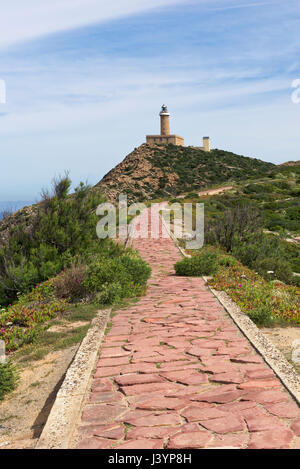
[0,203,39,246]
[279,160,300,167]
[94,143,276,202]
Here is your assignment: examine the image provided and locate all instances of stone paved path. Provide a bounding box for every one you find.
[75,207,300,449]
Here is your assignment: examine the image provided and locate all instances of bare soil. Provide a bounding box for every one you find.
[177,186,234,199]
[0,345,78,449]
[198,186,234,196]
[262,326,300,375]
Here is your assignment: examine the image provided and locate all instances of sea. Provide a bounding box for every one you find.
[0,201,32,220]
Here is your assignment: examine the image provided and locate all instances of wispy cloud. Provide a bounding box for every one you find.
[208,0,280,11]
[0,0,192,47]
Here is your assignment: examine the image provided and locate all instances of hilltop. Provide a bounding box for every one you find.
[94,143,276,202]
[279,160,300,167]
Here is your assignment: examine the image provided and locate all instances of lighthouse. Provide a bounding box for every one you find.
[146,105,184,146]
[160,104,170,136]
[145,105,210,150]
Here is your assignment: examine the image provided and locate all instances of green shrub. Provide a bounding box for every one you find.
[232,234,295,284]
[219,256,237,267]
[83,254,151,304]
[243,183,273,194]
[206,204,263,252]
[83,258,128,292]
[94,282,123,305]
[170,198,182,204]
[185,192,199,199]
[254,258,294,284]
[120,254,151,285]
[0,361,18,400]
[0,176,107,305]
[274,181,291,190]
[175,251,219,276]
[292,276,300,287]
[247,305,273,325]
[206,199,299,286]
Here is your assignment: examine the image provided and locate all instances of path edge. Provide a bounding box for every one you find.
[36,308,111,449]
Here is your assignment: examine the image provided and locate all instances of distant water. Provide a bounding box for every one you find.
[0,201,32,220]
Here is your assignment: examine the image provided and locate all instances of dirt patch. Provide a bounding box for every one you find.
[0,345,78,449]
[47,321,89,333]
[177,186,234,199]
[262,326,300,374]
[198,186,234,197]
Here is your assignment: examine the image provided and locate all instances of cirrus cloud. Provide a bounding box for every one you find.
[0,0,192,47]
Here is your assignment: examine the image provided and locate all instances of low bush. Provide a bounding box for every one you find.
[94,282,123,305]
[206,205,263,252]
[175,251,219,276]
[247,305,273,325]
[253,258,294,285]
[219,256,237,267]
[83,253,151,304]
[0,361,18,400]
[292,276,300,287]
[205,203,299,286]
[185,192,199,199]
[0,176,106,306]
[53,264,87,301]
[120,254,152,286]
[232,234,296,284]
[243,183,274,194]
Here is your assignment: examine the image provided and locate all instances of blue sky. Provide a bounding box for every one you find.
[0,0,300,200]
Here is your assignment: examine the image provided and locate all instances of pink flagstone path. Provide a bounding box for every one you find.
[76,207,300,449]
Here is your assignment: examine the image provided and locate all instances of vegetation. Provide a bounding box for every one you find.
[0,175,150,307]
[176,166,300,285]
[0,282,67,352]
[208,255,300,326]
[146,145,275,198]
[11,303,100,364]
[205,205,299,285]
[174,249,219,276]
[0,176,104,305]
[0,361,18,400]
[0,253,150,355]
[202,165,300,238]
[0,175,151,356]
[83,254,151,305]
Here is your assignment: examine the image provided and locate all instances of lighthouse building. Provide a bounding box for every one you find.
[146,105,210,151]
[146,105,184,146]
